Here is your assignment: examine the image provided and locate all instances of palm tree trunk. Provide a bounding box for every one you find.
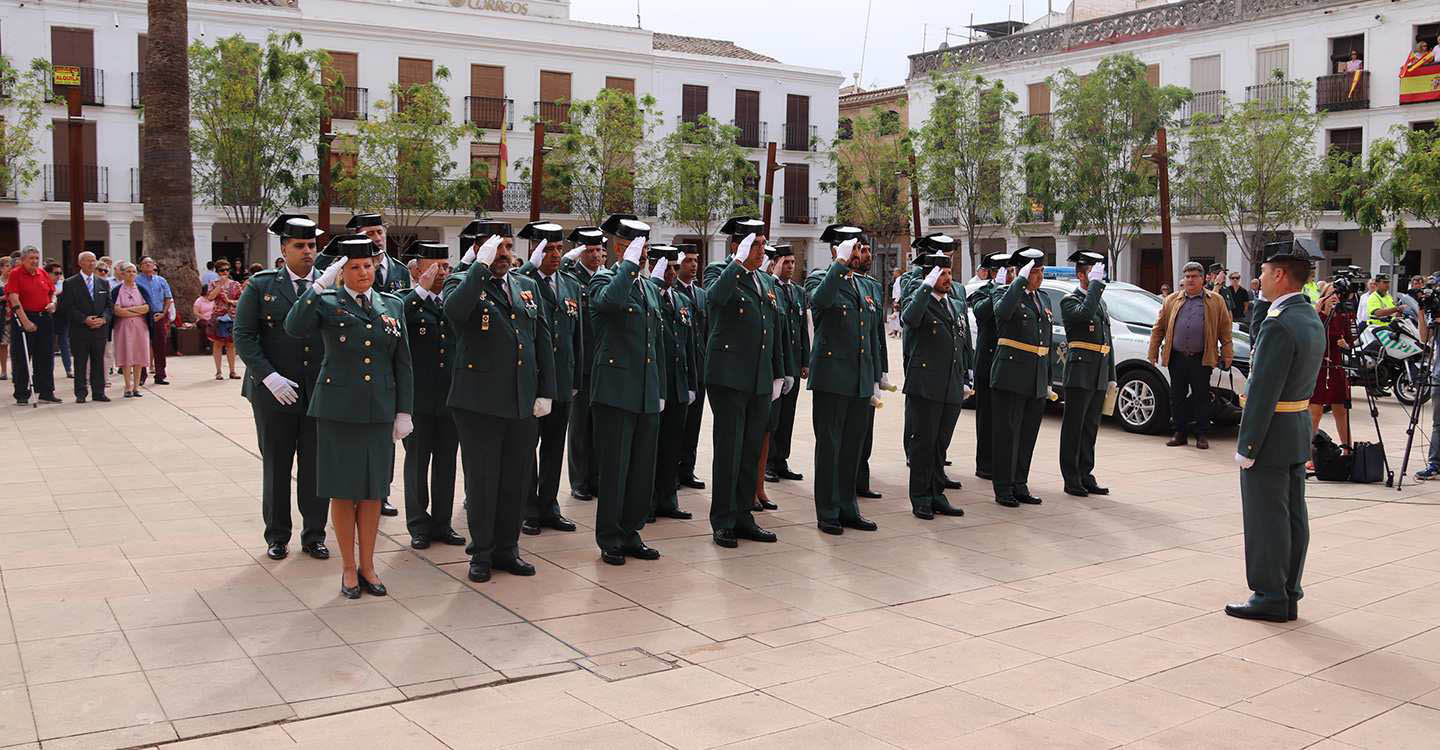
[142,0,199,320]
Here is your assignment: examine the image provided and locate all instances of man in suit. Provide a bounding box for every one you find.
[899,250,970,519]
[564,227,606,502]
[969,252,1011,480]
[853,238,890,499]
[645,244,698,522]
[990,247,1053,509]
[60,251,112,403]
[703,217,783,548]
[235,214,329,561]
[516,221,580,536]
[675,248,710,490]
[1059,250,1115,498]
[1226,239,1325,622]
[399,241,465,550]
[444,220,555,583]
[765,245,809,484]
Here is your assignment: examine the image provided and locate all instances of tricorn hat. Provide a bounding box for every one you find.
[647,244,680,261]
[404,240,449,261]
[916,253,952,269]
[517,221,565,243]
[1262,237,1324,265]
[460,219,513,243]
[321,233,384,259]
[719,216,766,241]
[912,233,956,253]
[1068,250,1106,266]
[1013,247,1046,265]
[268,214,323,240]
[819,223,866,246]
[601,213,651,240]
[764,243,794,259]
[568,226,605,246]
[982,252,1012,269]
[345,213,384,230]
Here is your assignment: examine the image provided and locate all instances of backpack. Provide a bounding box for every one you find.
[1311,430,1353,482]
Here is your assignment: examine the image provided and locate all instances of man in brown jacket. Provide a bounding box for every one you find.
[1148,261,1234,449]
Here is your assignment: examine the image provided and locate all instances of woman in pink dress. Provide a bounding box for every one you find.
[205,259,242,380]
[111,261,152,398]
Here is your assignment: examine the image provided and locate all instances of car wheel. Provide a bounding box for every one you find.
[1116,369,1170,434]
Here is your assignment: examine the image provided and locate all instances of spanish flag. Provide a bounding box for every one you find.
[497,101,509,191]
[1400,52,1440,105]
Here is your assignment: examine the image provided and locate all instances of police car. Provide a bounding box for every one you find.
[963,272,1252,434]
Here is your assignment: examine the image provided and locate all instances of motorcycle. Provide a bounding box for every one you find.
[1353,315,1431,406]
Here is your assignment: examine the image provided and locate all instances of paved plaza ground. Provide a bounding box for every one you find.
[3,350,1440,749]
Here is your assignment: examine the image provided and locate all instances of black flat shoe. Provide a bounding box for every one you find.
[1015,493,1043,505]
[646,513,657,524]
[933,503,965,517]
[76,396,86,404]
[467,563,491,582]
[776,468,804,481]
[340,578,361,599]
[544,515,576,532]
[493,557,536,576]
[1063,486,1090,497]
[302,542,330,560]
[410,536,431,549]
[764,468,780,483]
[266,544,287,560]
[995,496,1020,508]
[657,508,693,520]
[913,507,935,520]
[735,526,777,543]
[1224,597,1289,623]
[432,530,466,546]
[570,489,593,501]
[943,477,963,490]
[621,544,661,560]
[356,569,387,596]
[93,395,110,402]
[817,520,844,535]
[976,470,993,480]
[841,516,878,531]
[713,529,738,548]
[1288,599,1299,621]
[679,477,706,490]
[601,548,626,565]
[521,520,542,536]
[153,378,169,385]
[1083,483,1110,496]
[759,498,778,510]
[380,500,399,517]
[856,489,882,499]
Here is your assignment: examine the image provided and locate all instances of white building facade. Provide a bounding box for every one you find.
[906,0,1440,288]
[0,0,842,271]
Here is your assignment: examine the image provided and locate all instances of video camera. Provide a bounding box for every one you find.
[1411,274,1440,321]
[1330,266,1366,315]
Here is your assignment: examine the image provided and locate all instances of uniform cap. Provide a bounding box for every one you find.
[459,219,513,242]
[345,213,385,230]
[719,216,765,240]
[1013,247,1046,264]
[321,233,385,258]
[268,214,323,240]
[982,252,1012,269]
[1068,250,1106,266]
[647,244,680,261]
[1262,237,1323,265]
[568,226,605,245]
[764,243,794,259]
[601,213,651,240]
[517,221,565,242]
[914,253,952,269]
[912,233,956,253]
[404,240,449,261]
[820,223,866,245]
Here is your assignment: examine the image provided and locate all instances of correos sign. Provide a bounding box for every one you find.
[448,0,529,14]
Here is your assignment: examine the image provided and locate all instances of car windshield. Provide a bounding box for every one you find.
[1102,288,1164,327]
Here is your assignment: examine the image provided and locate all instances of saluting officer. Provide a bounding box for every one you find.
[443,220,556,583]
[588,214,667,565]
[399,240,465,550]
[990,247,1052,508]
[805,224,880,535]
[1226,239,1324,623]
[900,250,971,520]
[854,237,890,500]
[703,217,783,548]
[751,245,793,512]
[898,234,967,490]
[516,221,580,536]
[1059,250,1115,498]
[675,247,710,490]
[340,213,413,295]
[969,252,1011,480]
[645,244,698,522]
[765,244,809,484]
[563,227,606,502]
[236,214,329,562]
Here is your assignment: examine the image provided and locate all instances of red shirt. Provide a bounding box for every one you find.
[4,265,55,313]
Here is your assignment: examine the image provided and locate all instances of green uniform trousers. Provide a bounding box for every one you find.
[592,403,659,550]
[768,386,800,470]
[856,406,877,491]
[568,386,599,496]
[973,368,994,475]
[455,410,536,565]
[680,384,707,482]
[1241,462,1309,606]
[652,399,689,514]
[254,403,327,547]
[991,389,1044,498]
[1059,387,1104,489]
[907,395,961,511]
[812,391,869,523]
[402,412,459,539]
[527,402,571,524]
[707,385,766,532]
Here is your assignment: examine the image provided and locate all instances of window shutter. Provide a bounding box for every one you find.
[539,70,571,102]
[471,65,504,98]
[682,84,708,122]
[1190,55,1221,92]
[397,58,433,88]
[1027,82,1050,115]
[605,76,635,94]
[326,51,358,88]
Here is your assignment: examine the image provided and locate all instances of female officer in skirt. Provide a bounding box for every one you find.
[286,234,415,599]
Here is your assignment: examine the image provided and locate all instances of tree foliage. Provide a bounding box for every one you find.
[1323,126,1440,258]
[531,88,661,227]
[823,103,913,260]
[652,114,754,261]
[0,56,52,197]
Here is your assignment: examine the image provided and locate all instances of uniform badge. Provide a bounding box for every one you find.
[481,313,491,331]
[381,314,401,337]
[679,306,691,325]
[418,327,427,336]
[564,298,579,317]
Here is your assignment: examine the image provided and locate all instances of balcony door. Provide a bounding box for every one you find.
[1256,44,1289,82]
[469,64,506,129]
[51,119,99,202]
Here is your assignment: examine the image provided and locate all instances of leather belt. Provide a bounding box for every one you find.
[1068,341,1111,355]
[997,338,1049,356]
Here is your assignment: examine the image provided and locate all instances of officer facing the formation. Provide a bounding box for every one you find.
[765,244,809,485]
[563,227,606,502]
[399,241,465,550]
[236,214,329,562]
[588,214,668,564]
[645,244,698,522]
[703,217,783,548]
[805,224,880,535]
[900,250,972,520]
[1059,251,1115,498]
[853,237,890,500]
[675,248,710,490]
[345,213,413,296]
[969,252,1010,481]
[990,247,1053,508]
[1226,239,1324,623]
[444,220,556,583]
[516,221,580,536]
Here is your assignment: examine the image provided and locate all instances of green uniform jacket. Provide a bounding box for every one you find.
[762,272,799,379]
[702,259,783,395]
[776,278,810,378]
[860,274,889,377]
[805,261,877,398]
[1059,280,1116,391]
[283,287,415,423]
[400,288,454,416]
[990,277,1054,399]
[900,284,972,404]
[676,279,709,386]
[519,263,584,403]
[652,281,700,404]
[589,260,667,414]
[1236,295,1324,466]
[442,264,557,419]
[235,269,325,414]
[969,282,999,386]
[566,264,598,388]
[315,253,411,295]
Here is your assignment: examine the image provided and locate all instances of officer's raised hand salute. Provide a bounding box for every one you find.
[969,252,1011,481]
[900,251,969,521]
[990,247,1053,509]
[1059,251,1115,499]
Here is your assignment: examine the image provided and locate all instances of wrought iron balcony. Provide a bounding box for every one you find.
[44,165,108,202]
[781,195,816,224]
[1178,89,1225,124]
[465,96,512,130]
[1245,80,1297,109]
[783,122,817,152]
[331,86,368,120]
[733,118,766,148]
[1316,71,1369,112]
[49,67,104,106]
[1021,113,1052,138]
[929,200,959,225]
[481,181,533,214]
[533,100,570,129]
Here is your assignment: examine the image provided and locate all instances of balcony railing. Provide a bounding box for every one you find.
[1016,198,1053,223]
[1021,113,1052,138]
[732,118,766,148]
[330,86,368,120]
[676,114,708,143]
[130,167,141,203]
[49,67,104,106]
[481,180,533,214]
[634,188,659,218]
[1178,89,1224,124]
[782,122,817,151]
[130,72,142,108]
[1245,80,1295,109]
[1316,71,1369,112]
[781,195,816,224]
[44,165,108,202]
[929,200,959,225]
[465,96,513,130]
[534,100,570,129]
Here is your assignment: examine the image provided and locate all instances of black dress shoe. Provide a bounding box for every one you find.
[679,477,706,490]
[1224,595,1289,623]
[544,515,576,532]
[38,395,61,403]
[302,542,330,560]
[1015,493,1043,505]
[1195,436,1210,450]
[521,520,542,536]
[153,378,169,386]
[713,529,738,548]
[657,508,693,520]
[266,544,288,560]
[432,530,466,546]
[570,488,593,501]
[913,507,935,520]
[1063,485,1090,497]
[646,513,657,524]
[381,500,399,516]
[735,526,777,543]
[816,520,844,535]
[493,557,536,576]
[775,467,804,481]
[995,496,1020,508]
[933,502,965,517]
[93,395,110,402]
[1083,482,1110,495]
[356,569,387,596]
[411,536,431,549]
[758,498,778,510]
[601,548,626,565]
[76,396,86,404]
[467,563,492,582]
[976,469,993,480]
[622,544,661,560]
[764,468,780,483]
[943,477,963,490]
[856,488,882,499]
[841,516,878,531]
[340,576,361,599]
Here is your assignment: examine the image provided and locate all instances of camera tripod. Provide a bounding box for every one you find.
[1396,333,1439,491]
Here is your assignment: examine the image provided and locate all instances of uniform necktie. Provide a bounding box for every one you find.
[295,278,309,296]
[358,292,371,314]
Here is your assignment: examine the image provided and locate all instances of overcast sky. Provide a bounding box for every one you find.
[570,0,1053,89]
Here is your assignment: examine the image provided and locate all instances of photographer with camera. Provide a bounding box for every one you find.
[1309,282,1357,470]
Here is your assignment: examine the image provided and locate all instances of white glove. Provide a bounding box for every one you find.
[563,247,583,261]
[571,388,579,399]
[771,378,784,402]
[1107,381,1117,391]
[994,267,1009,285]
[461,245,478,265]
[313,257,345,290]
[533,397,552,418]
[393,413,414,442]
[527,240,548,268]
[623,236,646,265]
[782,376,795,394]
[835,238,857,264]
[1089,263,1107,283]
[923,266,943,288]
[475,235,502,267]
[1235,452,1255,470]
[263,372,300,406]
[658,398,665,412]
[870,392,884,409]
[734,233,757,262]
[880,373,895,392]
[1046,387,1058,402]
[1018,260,1036,280]
[687,389,696,404]
[649,257,669,280]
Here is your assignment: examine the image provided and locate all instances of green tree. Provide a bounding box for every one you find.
[1047,54,1189,275]
[531,88,661,227]
[914,71,1019,269]
[333,66,486,251]
[190,32,332,260]
[822,103,913,267]
[652,114,753,261]
[1324,126,1440,258]
[1176,74,1322,267]
[0,57,51,200]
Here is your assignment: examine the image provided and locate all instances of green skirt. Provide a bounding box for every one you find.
[316,419,394,500]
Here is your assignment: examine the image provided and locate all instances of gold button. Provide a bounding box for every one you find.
[440,333,446,339]
[439,348,445,354]
[304,346,310,352]
[609,358,615,363]
[646,357,651,363]
[325,377,332,383]
[518,344,524,350]
[365,340,372,347]
[364,374,371,382]
[340,335,347,342]
[303,360,309,366]
[364,357,372,364]
[440,363,446,368]
[468,363,474,369]
[517,360,523,366]
[366,324,373,329]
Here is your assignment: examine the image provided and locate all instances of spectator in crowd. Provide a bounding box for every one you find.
[245,263,264,283]
[1220,271,1252,330]
[967,265,991,285]
[1159,282,1171,296]
[200,260,219,291]
[5,246,60,404]
[205,259,243,380]
[46,262,72,379]
[0,255,12,381]
[1358,278,1376,317]
[134,257,173,385]
[110,261,151,398]
[273,256,286,270]
[1363,274,1398,323]
[60,251,112,403]
[1309,282,1356,468]
[1251,277,1261,296]
[1148,261,1234,450]
[95,261,116,383]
